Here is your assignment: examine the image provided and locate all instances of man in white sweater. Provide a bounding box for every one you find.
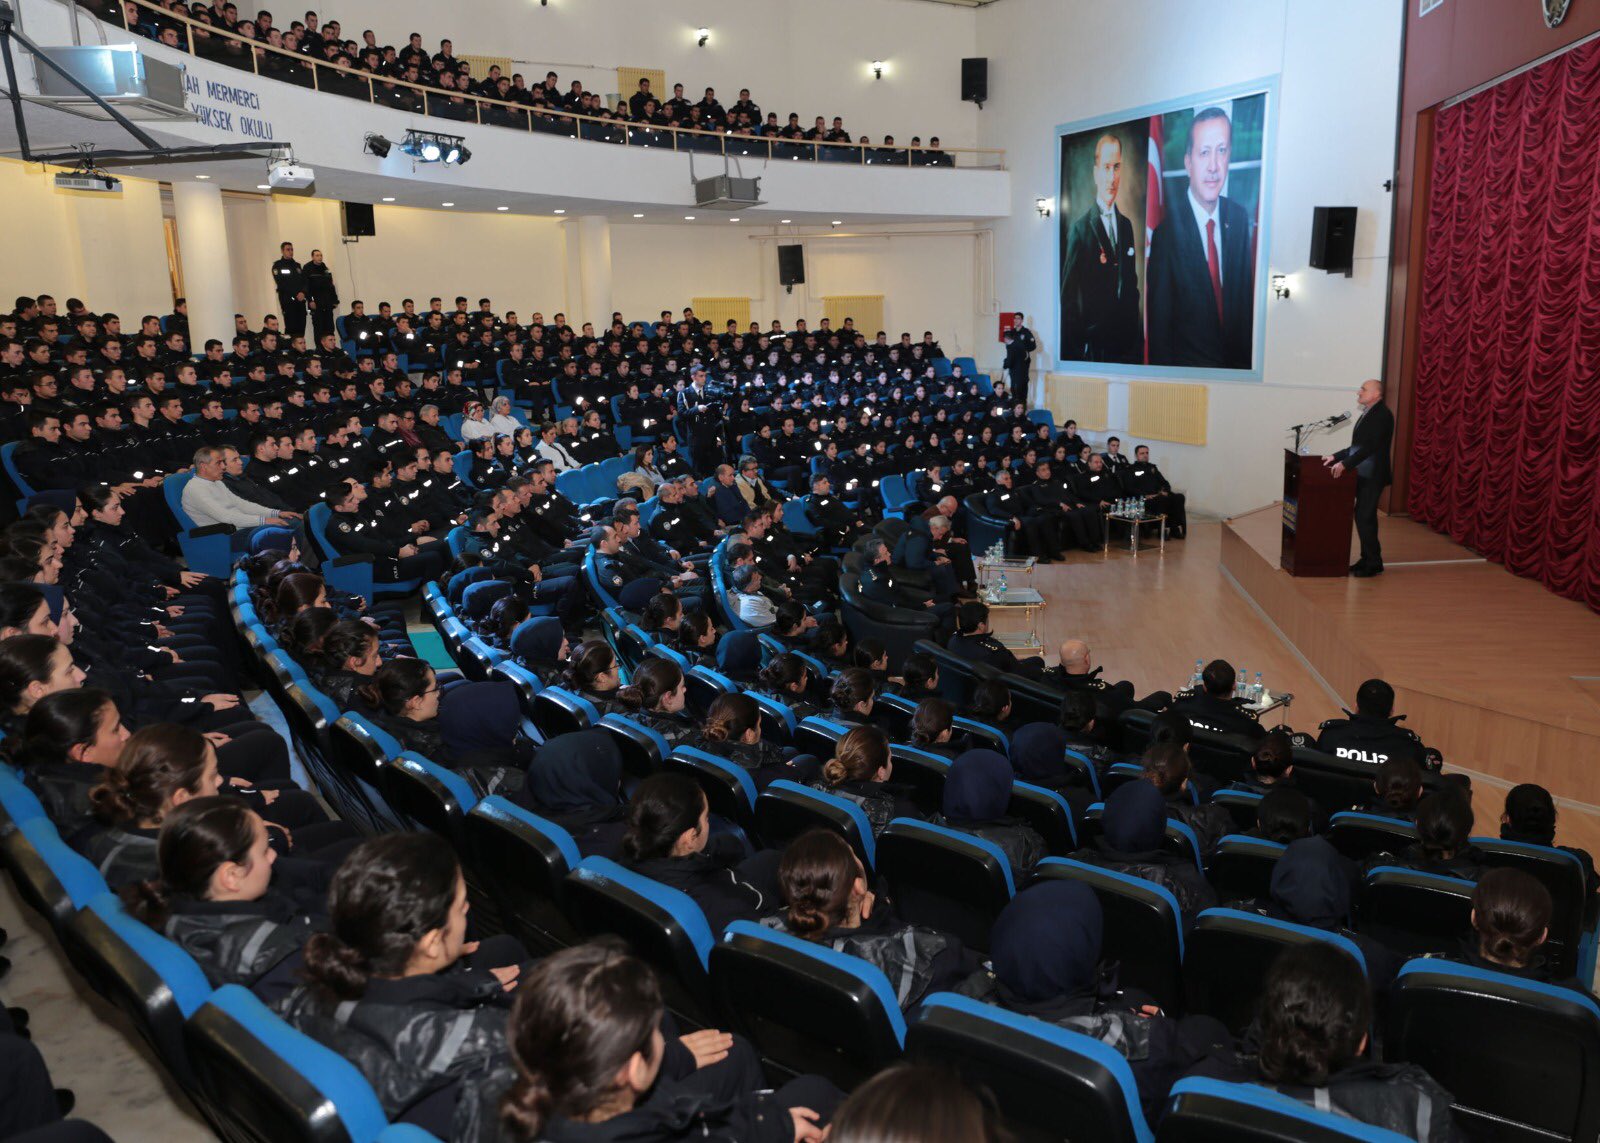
[181,445,306,555]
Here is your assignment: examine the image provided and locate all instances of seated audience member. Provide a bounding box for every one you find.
[695,692,815,787]
[303,618,381,713]
[1500,782,1598,896]
[941,749,1047,875]
[507,615,570,686]
[823,667,893,732]
[1316,678,1431,769]
[715,629,764,685]
[908,696,962,759]
[674,607,719,668]
[1009,722,1098,814]
[277,834,527,1141]
[756,653,821,723]
[610,658,696,750]
[1251,787,1315,845]
[180,445,301,554]
[361,658,530,795]
[730,564,777,629]
[560,639,627,716]
[123,797,319,1003]
[763,829,976,1011]
[955,881,1228,1114]
[620,773,768,932]
[826,1065,1002,1143]
[1122,444,1187,538]
[1141,743,1233,858]
[1388,788,1487,880]
[1057,689,1118,759]
[1228,730,1325,825]
[1364,756,1425,821]
[5,687,128,842]
[1042,638,1170,726]
[1071,780,1216,926]
[808,725,922,836]
[516,729,630,858]
[500,939,840,1143]
[894,652,940,701]
[1168,659,1265,740]
[1452,867,1593,995]
[1182,944,1466,1142]
[947,601,1044,676]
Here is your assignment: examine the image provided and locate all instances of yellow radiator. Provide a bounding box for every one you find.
[823,295,885,336]
[1128,381,1208,445]
[616,67,667,105]
[691,297,752,331]
[457,54,514,81]
[1043,374,1109,432]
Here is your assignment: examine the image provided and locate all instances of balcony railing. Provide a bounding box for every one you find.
[88,0,1005,170]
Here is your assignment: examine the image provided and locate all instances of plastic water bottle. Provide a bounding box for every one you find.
[997,570,1008,599]
[1235,667,1247,700]
[1189,660,1203,690]
[1253,672,1265,703]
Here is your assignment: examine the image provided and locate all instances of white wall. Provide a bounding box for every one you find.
[975,0,1403,515]
[335,0,979,150]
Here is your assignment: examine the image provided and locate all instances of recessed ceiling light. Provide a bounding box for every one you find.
[632,213,644,218]
[256,184,271,190]
[195,174,210,179]
[381,196,395,202]
[729,217,740,222]
[496,206,509,211]
[553,209,566,215]
[831,219,843,225]
[441,201,455,207]
[780,218,792,223]
[684,215,696,221]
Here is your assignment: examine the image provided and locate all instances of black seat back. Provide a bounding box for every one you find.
[876,819,1015,951]
[1386,959,1600,1143]
[462,797,582,955]
[1325,811,1418,861]
[1031,858,1186,1012]
[1357,866,1475,956]
[1160,1076,1415,1142]
[1207,835,1286,904]
[908,993,1152,1143]
[1009,781,1079,855]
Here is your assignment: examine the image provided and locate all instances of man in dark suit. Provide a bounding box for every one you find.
[1324,378,1393,576]
[1061,134,1142,362]
[1146,107,1256,369]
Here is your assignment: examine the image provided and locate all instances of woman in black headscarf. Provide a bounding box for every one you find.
[714,630,763,685]
[515,730,628,859]
[955,880,1227,1115]
[1009,722,1097,819]
[508,616,569,686]
[940,750,1046,876]
[1071,781,1216,927]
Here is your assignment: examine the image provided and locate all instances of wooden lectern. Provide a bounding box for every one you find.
[1281,449,1356,576]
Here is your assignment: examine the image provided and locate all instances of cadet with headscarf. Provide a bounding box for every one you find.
[507,616,569,686]
[955,880,1227,1114]
[1070,780,1216,927]
[940,750,1047,875]
[515,730,629,859]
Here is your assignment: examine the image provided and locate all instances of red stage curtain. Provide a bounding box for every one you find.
[1410,35,1600,611]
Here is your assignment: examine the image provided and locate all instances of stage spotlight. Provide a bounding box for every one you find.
[444,143,460,163]
[400,129,467,165]
[421,140,441,161]
[364,133,392,158]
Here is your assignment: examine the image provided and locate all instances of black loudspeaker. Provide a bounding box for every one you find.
[961,57,988,107]
[341,201,376,238]
[1309,206,1356,277]
[778,244,806,287]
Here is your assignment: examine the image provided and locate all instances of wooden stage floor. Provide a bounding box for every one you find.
[1009,510,1600,855]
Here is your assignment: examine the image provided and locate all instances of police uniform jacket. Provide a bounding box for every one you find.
[1315,712,1427,768]
[1168,692,1266,740]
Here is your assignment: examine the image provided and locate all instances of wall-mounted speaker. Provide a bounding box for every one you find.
[1309,206,1356,277]
[778,244,806,289]
[961,57,988,107]
[341,201,376,238]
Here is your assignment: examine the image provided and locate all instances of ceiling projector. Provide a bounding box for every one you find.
[54,171,121,192]
[267,162,315,190]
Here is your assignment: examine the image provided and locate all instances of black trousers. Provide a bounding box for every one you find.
[279,296,307,339]
[1355,475,1384,567]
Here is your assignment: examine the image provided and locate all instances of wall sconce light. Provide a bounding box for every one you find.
[871,60,885,80]
[1035,197,1052,218]
[1271,273,1291,299]
[696,27,710,47]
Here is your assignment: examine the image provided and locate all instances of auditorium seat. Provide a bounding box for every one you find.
[564,856,720,1028]
[1357,866,1475,956]
[1209,788,1264,832]
[1009,780,1079,855]
[1474,837,1592,980]
[1385,958,1600,1142]
[754,779,877,869]
[326,714,407,833]
[5,817,111,933]
[1032,857,1186,1012]
[663,746,759,837]
[913,637,994,705]
[1325,811,1419,861]
[909,993,1154,1143]
[712,920,907,1089]
[887,743,950,814]
[1182,908,1367,1036]
[596,713,671,779]
[489,661,544,724]
[876,818,1015,950]
[527,685,600,738]
[1207,835,1286,904]
[839,567,939,670]
[461,796,582,955]
[185,984,392,1143]
[1159,1076,1415,1143]
[379,752,478,847]
[746,690,799,744]
[68,893,213,1096]
[684,665,737,717]
[794,714,852,760]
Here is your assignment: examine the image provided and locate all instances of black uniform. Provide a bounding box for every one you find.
[302,261,339,344]
[271,256,308,339]
[1316,710,1429,769]
[1122,461,1187,537]
[1168,691,1266,741]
